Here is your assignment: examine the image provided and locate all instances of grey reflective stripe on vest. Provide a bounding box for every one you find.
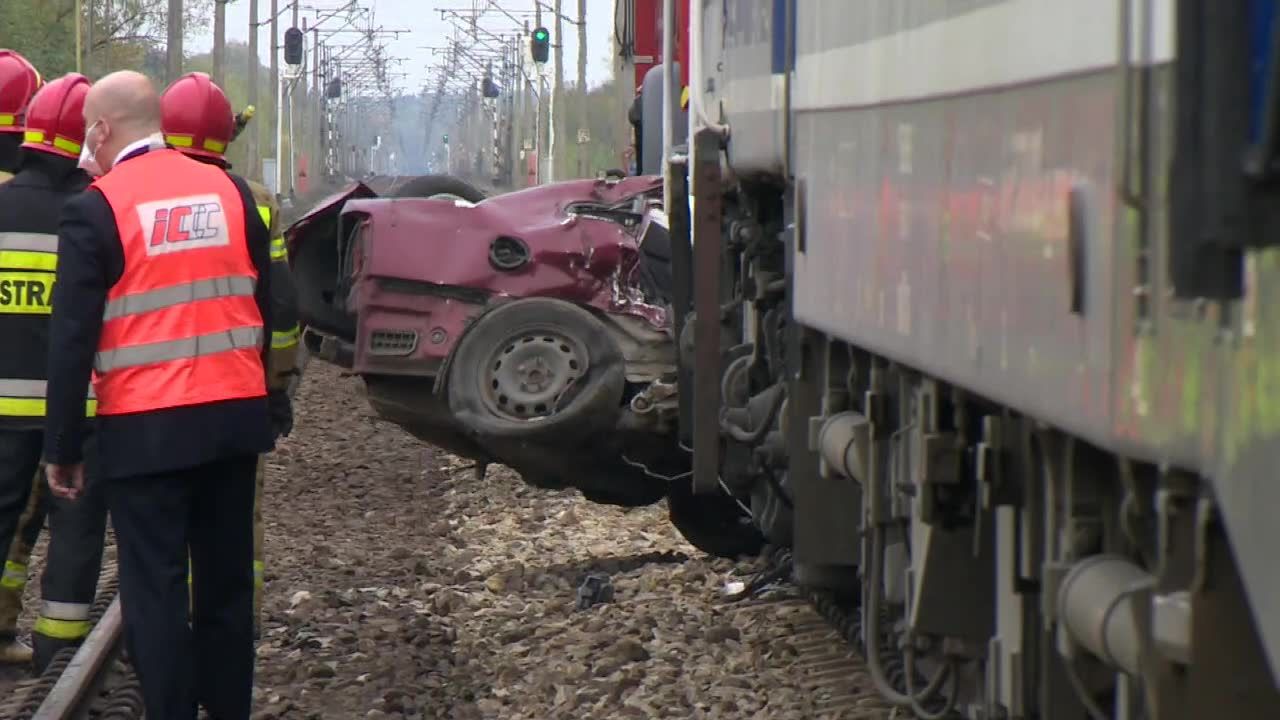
[0,378,96,399]
[39,600,91,620]
[0,231,58,253]
[102,275,257,322]
[94,326,264,373]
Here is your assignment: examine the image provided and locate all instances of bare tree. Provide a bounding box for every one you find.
[90,0,212,51]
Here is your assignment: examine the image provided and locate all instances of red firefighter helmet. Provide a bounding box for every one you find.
[161,72,235,164]
[20,73,90,160]
[0,49,42,135]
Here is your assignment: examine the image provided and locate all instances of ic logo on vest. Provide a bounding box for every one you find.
[136,193,228,256]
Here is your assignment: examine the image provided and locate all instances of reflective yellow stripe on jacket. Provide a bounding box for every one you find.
[0,231,96,417]
[272,324,300,350]
[256,203,297,354]
[257,205,288,262]
[249,189,300,379]
[0,379,98,417]
[0,231,57,316]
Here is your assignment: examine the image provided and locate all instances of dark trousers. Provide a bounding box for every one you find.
[105,454,257,720]
[33,472,107,671]
[0,430,44,595]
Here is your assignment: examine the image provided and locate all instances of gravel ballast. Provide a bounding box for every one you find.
[1,360,891,719]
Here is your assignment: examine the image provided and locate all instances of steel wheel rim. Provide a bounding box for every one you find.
[480,329,588,421]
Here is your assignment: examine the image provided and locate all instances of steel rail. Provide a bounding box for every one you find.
[31,597,125,720]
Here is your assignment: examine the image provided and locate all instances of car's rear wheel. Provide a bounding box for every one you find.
[446,298,625,444]
[390,175,487,203]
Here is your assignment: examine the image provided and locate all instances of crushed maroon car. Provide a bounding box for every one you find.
[284,174,762,557]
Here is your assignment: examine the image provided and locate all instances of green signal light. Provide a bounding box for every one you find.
[531,26,550,63]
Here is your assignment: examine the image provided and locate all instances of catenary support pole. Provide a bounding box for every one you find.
[271,0,281,193]
[577,0,587,178]
[550,0,562,182]
[249,0,260,180]
[290,0,300,195]
[213,0,226,83]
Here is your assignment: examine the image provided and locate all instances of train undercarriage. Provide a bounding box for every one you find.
[618,0,1280,713]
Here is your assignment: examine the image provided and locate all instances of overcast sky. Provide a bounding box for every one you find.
[188,0,618,94]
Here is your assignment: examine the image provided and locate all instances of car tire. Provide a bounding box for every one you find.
[446,298,626,444]
[390,175,488,203]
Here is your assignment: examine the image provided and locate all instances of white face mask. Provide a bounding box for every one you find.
[77,120,104,177]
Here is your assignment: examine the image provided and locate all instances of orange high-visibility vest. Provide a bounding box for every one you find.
[90,148,266,415]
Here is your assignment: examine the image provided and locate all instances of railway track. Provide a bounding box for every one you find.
[727,591,893,719]
[0,559,142,720]
[724,548,961,719]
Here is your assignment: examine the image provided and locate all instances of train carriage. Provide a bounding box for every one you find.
[648,0,1280,716]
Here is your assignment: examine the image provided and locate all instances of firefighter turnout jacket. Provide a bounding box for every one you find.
[89,149,267,415]
[247,179,299,392]
[244,179,298,632]
[0,157,93,425]
[0,167,43,655]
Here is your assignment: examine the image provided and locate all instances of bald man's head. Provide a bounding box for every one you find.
[82,71,162,174]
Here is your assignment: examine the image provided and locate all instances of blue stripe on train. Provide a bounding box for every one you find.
[1251,0,1278,141]
[771,0,795,74]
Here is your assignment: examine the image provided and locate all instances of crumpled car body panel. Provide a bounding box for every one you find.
[283,175,678,509]
[286,175,668,378]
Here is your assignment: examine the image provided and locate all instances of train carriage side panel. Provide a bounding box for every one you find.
[789,0,1169,463]
[701,0,789,177]
[788,0,1280,679]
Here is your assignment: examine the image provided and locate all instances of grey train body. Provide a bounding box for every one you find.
[680,0,1280,717]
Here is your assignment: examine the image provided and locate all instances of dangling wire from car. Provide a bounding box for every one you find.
[619,453,690,482]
